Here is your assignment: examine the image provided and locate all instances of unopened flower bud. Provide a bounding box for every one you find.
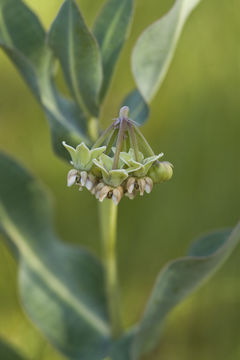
[148,161,173,184]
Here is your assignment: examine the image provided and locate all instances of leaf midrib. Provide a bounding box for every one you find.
[99,0,129,61]
[0,205,110,337]
[67,2,90,118]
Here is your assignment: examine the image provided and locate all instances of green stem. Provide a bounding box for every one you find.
[112,118,127,169]
[92,123,115,149]
[98,200,122,338]
[105,128,118,155]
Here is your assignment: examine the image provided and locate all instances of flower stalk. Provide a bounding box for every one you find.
[63,106,173,337]
[112,116,128,170]
[99,200,122,338]
[128,122,141,162]
[133,124,155,156]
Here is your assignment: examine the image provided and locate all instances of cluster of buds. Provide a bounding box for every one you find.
[63,107,173,205]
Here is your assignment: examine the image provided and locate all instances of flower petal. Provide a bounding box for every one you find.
[99,186,112,202]
[112,187,124,205]
[76,142,91,168]
[67,169,78,187]
[119,151,133,165]
[138,178,146,196]
[90,146,106,162]
[108,169,128,187]
[63,142,78,166]
[145,177,153,194]
[126,177,136,194]
[80,171,88,186]
[143,153,163,165]
[128,148,144,162]
[99,153,113,171]
[93,159,109,177]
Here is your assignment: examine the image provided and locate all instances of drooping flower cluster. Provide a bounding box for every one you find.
[63,107,173,205]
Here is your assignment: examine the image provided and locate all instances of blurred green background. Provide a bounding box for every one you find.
[0,0,240,359]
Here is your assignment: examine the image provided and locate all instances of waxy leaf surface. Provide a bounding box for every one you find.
[132,0,201,102]
[0,338,26,360]
[93,0,134,102]
[48,0,103,117]
[0,0,89,160]
[122,89,149,125]
[132,225,240,358]
[0,152,111,360]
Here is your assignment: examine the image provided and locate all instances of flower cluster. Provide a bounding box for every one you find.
[63,107,173,205]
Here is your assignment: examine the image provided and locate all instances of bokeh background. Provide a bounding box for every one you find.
[1,0,240,359]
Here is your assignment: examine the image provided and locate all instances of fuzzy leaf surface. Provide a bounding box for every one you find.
[132,0,201,102]
[93,0,134,102]
[0,339,26,360]
[0,152,111,360]
[0,0,89,160]
[132,225,240,358]
[48,0,102,117]
[122,89,149,125]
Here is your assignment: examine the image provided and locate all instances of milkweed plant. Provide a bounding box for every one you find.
[0,0,239,359]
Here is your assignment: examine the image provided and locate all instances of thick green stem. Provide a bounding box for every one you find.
[98,200,122,338]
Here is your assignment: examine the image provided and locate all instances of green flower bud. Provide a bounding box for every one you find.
[148,161,173,183]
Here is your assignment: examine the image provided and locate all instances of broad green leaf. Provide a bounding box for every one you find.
[0,152,111,360]
[132,225,240,359]
[121,89,150,125]
[0,0,89,160]
[110,329,136,360]
[0,0,49,99]
[0,338,26,360]
[93,0,134,102]
[132,0,201,102]
[43,83,90,160]
[48,0,103,118]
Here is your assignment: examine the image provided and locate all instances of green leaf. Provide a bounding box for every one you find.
[43,84,90,159]
[0,152,112,360]
[132,225,240,359]
[0,338,26,360]
[122,89,150,125]
[0,0,49,99]
[110,330,135,360]
[132,0,201,102]
[48,0,103,117]
[93,0,135,102]
[0,0,89,160]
